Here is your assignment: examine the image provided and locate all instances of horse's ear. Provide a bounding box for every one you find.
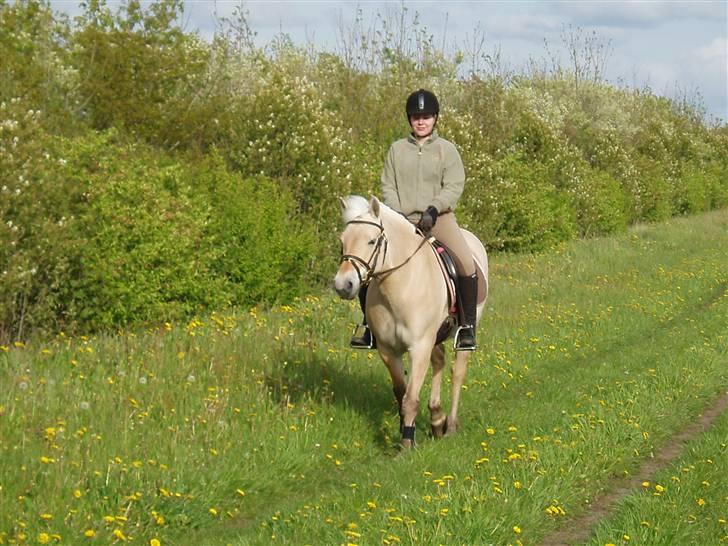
[369,196,381,218]
[339,197,349,213]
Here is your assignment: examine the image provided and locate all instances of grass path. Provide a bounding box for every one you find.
[542,388,728,545]
[1,210,726,546]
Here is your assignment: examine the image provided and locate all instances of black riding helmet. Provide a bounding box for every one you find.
[405,89,439,117]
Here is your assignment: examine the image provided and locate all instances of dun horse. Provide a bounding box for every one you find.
[334,195,488,449]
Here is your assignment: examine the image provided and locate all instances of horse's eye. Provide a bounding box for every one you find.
[368,239,376,245]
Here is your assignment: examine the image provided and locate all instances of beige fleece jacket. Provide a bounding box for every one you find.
[380,131,466,217]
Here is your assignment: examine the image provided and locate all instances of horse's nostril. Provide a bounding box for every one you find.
[347,280,353,291]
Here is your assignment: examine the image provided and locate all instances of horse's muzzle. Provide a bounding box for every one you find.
[333,268,360,300]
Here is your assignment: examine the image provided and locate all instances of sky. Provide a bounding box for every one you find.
[50,0,728,123]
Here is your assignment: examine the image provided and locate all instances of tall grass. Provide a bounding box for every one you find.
[1,210,726,545]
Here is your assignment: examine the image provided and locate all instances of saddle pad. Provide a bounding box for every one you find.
[428,237,458,314]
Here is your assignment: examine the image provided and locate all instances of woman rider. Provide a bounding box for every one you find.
[351,88,478,351]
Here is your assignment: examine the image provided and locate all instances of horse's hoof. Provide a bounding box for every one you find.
[399,438,414,451]
[443,417,458,436]
[431,418,446,438]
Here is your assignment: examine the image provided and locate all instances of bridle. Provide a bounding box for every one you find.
[340,218,431,286]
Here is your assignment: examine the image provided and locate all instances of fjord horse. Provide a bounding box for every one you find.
[334,196,488,449]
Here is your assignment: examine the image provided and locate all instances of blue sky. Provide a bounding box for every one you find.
[50,1,727,123]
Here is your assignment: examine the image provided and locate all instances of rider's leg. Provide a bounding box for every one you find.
[431,213,477,351]
[455,273,477,350]
[350,284,375,349]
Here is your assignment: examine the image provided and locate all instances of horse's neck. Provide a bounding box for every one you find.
[376,211,437,299]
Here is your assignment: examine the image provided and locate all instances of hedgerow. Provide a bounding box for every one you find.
[1,0,726,339]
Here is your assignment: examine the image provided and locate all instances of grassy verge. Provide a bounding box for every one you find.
[1,210,726,546]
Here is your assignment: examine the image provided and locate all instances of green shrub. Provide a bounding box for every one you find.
[73,151,226,330]
[196,154,317,306]
[0,99,87,340]
[566,168,629,237]
[462,154,576,252]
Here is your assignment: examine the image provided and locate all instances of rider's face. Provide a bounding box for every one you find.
[409,114,436,139]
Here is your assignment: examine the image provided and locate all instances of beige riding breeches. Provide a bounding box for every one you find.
[423,212,475,277]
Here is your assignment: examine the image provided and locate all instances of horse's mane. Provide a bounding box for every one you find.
[341,195,416,235]
[341,195,371,224]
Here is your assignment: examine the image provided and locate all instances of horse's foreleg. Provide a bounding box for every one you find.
[428,344,447,438]
[400,343,432,449]
[379,350,407,436]
[446,351,470,435]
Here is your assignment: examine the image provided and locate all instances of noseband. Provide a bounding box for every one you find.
[340,220,388,286]
[340,218,431,286]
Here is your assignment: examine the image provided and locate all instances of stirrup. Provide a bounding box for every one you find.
[350,324,376,349]
[454,325,476,351]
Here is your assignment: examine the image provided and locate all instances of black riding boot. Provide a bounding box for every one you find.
[350,285,376,349]
[455,273,478,351]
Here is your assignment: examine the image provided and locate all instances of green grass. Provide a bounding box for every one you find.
[1,210,726,546]
[587,410,728,546]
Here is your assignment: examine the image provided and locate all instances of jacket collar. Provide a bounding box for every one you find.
[407,129,439,146]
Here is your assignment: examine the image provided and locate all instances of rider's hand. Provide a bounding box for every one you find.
[417,206,438,232]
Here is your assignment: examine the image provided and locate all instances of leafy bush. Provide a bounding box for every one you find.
[462,154,576,252]
[196,153,317,306]
[0,98,87,339]
[72,146,225,329]
[2,1,727,339]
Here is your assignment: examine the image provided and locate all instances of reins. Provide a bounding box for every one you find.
[340,218,431,286]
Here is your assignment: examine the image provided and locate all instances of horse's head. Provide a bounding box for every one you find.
[334,196,387,299]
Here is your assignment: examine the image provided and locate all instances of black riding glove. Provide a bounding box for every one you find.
[417,206,439,232]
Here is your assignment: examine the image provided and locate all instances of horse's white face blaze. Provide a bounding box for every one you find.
[333,222,381,300]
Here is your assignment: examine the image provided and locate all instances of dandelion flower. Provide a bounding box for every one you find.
[38,533,50,544]
[83,529,95,538]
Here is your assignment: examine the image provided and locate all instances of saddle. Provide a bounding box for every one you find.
[426,237,462,345]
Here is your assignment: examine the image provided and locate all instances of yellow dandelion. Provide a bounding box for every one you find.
[150,539,161,546]
[209,507,218,516]
[486,427,495,435]
[38,533,50,544]
[697,498,706,506]
[83,529,96,538]
[113,529,127,541]
[513,525,521,534]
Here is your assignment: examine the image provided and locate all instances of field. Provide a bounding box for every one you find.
[1,209,726,546]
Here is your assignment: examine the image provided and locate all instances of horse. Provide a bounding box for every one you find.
[334,195,488,449]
